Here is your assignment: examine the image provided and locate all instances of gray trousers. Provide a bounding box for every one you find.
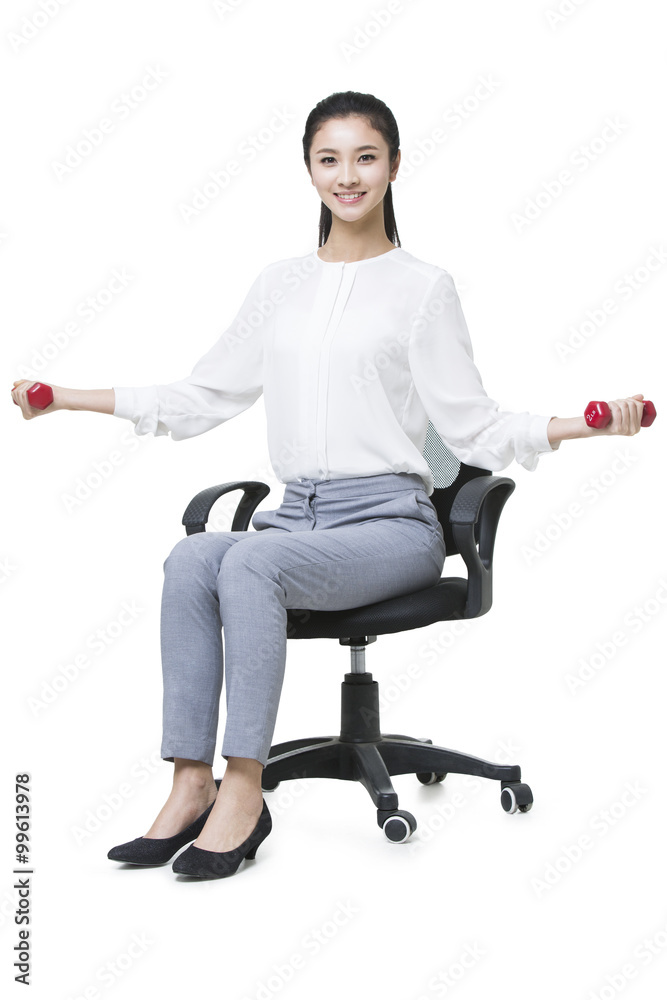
[159,472,446,768]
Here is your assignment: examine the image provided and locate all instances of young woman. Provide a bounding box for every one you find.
[12,91,648,880]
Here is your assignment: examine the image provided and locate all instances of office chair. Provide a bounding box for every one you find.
[181,420,533,843]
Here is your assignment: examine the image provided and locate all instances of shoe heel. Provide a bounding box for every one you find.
[245,844,260,860]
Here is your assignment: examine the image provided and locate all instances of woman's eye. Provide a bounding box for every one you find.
[320,154,376,164]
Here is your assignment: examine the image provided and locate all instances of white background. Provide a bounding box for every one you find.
[2,1,666,998]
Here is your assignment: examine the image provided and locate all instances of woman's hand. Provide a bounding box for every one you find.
[547,394,651,447]
[11,380,68,420]
[12,381,115,418]
[594,394,646,436]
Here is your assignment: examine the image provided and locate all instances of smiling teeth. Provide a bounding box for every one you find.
[337,193,365,199]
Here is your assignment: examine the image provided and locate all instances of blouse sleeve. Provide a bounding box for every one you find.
[112,266,267,440]
[407,269,559,471]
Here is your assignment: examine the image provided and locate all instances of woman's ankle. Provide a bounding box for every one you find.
[172,758,215,789]
[222,756,263,784]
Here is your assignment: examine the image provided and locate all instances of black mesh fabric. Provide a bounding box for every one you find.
[422,424,490,557]
[423,419,460,488]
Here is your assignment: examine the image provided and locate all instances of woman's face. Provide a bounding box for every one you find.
[309,115,400,226]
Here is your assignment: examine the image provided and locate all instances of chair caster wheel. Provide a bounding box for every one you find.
[261,776,280,792]
[416,772,447,785]
[500,782,533,814]
[379,810,417,843]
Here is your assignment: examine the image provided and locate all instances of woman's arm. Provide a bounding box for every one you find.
[61,387,115,414]
[12,381,115,419]
[408,269,651,469]
[13,263,273,435]
[547,394,646,446]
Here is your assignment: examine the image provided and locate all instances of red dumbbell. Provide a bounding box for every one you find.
[12,382,54,410]
[585,399,656,429]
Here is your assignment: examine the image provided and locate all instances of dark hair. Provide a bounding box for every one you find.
[302,90,401,248]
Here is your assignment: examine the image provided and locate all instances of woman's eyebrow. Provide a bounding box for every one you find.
[314,145,380,154]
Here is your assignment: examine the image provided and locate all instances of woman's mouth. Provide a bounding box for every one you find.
[334,192,367,203]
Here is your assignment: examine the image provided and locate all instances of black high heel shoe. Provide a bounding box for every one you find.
[172,798,272,878]
[107,778,222,866]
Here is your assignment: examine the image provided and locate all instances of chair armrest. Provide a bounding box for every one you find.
[181,480,270,535]
[450,476,515,618]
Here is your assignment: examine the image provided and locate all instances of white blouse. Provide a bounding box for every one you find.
[112,246,558,496]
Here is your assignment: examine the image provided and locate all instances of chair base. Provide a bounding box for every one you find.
[262,672,532,840]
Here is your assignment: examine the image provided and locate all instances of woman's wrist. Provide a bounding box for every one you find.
[547,415,595,447]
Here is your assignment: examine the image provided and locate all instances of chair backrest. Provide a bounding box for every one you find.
[422,420,490,557]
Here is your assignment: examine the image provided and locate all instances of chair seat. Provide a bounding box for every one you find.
[286,577,469,639]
